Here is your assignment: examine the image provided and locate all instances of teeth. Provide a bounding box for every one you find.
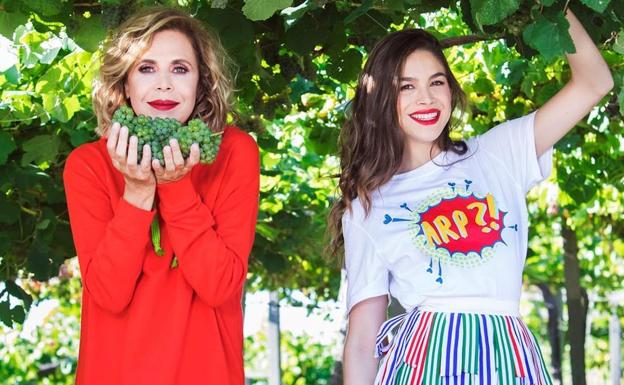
[412,112,438,120]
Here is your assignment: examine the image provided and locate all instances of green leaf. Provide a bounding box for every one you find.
[0,194,20,224]
[211,0,228,8]
[21,135,61,166]
[36,51,96,94]
[522,13,575,61]
[580,0,611,13]
[70,15,106,52]
[63,95,81,120]
[259,252,288,273]
[0,232,11,256]
[42,92,80,122]
[27,238,56,281]
[470,0,521,27]
[5,281,33,310]
[2,65,21,84]
[344,0,374,24]
[285,15,331,56]
[472,77,495,94]
[613,29,624,55]
[10,305,26,324]
[69,129,95,147]
[0,132,17,165]
[326,48,363,83]
[0,299,12,327]
[0,11,29,39]
[558,169,598,204]
[200,8,255,65]
[256,222,279,241]
[242,0,293,21]
[306,122,338,155]
[538,0,555,5]
[23,0,64,17]
[19,29,50,68]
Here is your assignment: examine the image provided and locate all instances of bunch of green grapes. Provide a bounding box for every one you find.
[112,106,222,165]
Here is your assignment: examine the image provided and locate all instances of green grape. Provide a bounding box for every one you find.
[111,106,223,166]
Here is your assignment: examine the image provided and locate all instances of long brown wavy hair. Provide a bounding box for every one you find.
[93,7,234,136]
[328,29,468,259]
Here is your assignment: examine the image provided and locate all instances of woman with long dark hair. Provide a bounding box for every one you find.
[330,10,612,385]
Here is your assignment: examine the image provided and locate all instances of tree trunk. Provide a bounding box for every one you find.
[329,270,347,385]
[562,223,588,385]
[268,290,282,385]
[537,283,563,384]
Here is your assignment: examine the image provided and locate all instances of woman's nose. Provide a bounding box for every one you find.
[156,73,173,91]
[415,87,433,104]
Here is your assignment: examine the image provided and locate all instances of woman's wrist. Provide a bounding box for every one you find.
[123,179,155,211]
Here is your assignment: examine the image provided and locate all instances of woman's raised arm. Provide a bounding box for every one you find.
[534,10,614,157]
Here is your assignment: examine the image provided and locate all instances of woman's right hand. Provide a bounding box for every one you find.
[107,122,156,211]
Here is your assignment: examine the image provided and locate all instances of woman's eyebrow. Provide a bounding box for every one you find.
[137,58,194,68]
[399,72,447,81]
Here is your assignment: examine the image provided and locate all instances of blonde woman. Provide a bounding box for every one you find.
[63,7,259,385]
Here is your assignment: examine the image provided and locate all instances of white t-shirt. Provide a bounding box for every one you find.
[343,112,553,316]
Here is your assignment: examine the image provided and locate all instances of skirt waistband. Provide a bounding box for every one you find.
[411,297,520,317]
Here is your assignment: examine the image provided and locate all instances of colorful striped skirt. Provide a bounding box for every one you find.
[374,309,553,385]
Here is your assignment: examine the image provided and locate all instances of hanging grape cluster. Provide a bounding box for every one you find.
[112,106,222,165]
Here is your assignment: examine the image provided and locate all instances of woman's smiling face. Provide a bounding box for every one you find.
[396,49,452,153]
[124,29,199,123]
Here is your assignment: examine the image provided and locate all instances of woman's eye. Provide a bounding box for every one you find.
[400,84,413,91]
[173,66,188,73]
[431,79,446,86]
[138,65,154,73]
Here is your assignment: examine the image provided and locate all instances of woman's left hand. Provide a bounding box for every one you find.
[152,139,200,184]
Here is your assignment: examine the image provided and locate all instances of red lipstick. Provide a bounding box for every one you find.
[408,109,440,126]
[148,99,179,111]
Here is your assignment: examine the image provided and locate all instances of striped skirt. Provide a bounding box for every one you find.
[374,309,553,385]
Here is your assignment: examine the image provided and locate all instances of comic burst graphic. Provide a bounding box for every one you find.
[383,180,518,283]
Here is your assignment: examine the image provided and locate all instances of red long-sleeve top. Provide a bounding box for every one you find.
[63,126,259,385]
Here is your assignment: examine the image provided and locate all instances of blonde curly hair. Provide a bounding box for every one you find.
[92,7,234,136]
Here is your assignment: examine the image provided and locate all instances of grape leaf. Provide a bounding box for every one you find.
[523,13,575,60]
[24,0,64,17]
[344,0,374,24]
[21,135,61,166]
[211,0,228,8]
[613,29,624,55]
[0,195,20,224]
[580,0,611,13]
[470,0,521,27]
[0,132,17,165]
[0,11,29,39]
[242,0,293,21]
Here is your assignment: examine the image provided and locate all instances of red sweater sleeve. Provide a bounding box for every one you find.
[63,145,155,313]
[156,130,259,307]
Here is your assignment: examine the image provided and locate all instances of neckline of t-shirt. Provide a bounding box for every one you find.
[389,150,449,182]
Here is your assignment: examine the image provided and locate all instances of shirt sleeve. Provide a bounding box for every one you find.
[156,131,260,308]
[343,215,389,315]
[477,111,553,192]
[63,147,155,314]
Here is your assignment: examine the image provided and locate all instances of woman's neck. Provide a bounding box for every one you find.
[398,142,441,173]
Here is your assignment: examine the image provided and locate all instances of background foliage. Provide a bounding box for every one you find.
[0,0,623,383]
